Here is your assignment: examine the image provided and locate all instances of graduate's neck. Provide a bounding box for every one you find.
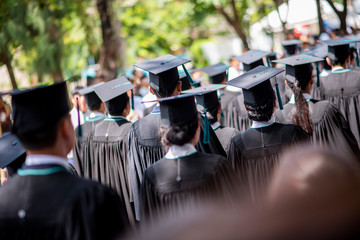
[27,146,68,159]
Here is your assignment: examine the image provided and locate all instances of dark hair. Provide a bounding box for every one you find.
[106,94,129,116]
[288,81,313,134]
[329,45,349,66]
[161,117,199,148]
[88,101,102,111]
[16,115,66,150]
[244,92,275,121]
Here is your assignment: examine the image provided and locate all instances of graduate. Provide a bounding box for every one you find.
[140,93,237,225]
[0,82,129,239]
[224,50,274,131]
[0,132,26,178]
[73,82,106,177]
[281,39,301,57]
[273,54,360,160]
[227,66,309,202]
[183,84,239,153]
[128,54,226,220]
[88,76,136,226]
[318,38,360,147]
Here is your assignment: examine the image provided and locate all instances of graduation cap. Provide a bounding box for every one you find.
[134,54,191,97]
[78,82,104,110]
[282,40,301,56]
[11,82,70,136]
[319,38,360,66]
[199,63,229,84]
[227,66,284,107]
[94,76,135,114]
[143,93,199,129]
[232,49,272,72]
[273,54,323,88]
[0,132,26,176]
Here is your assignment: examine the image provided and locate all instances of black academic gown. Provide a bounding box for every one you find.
[139,151,236,225]
[227,122,309,202]
[318,70,360,147]
[73,114,105,178]
[128,105,226,220]
[221,91,252,131]
[214,124,239,154]
[275,99,360,160]
[0,163,129,240]
[89,116,135,226]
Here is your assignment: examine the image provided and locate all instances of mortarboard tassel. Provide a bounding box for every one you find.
[131,89,135,110]
[266,57,271,68]
[355,50,360,67]
[274,77,283,110]
[76,97,82,138]
[202,95,210,144]
[181,65,197,87]
[315,62,321,88]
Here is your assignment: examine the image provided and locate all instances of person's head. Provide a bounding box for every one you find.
[233,50,270,72]
[327,44,350,67]
[282,40,300,57]
[0,133,27,177]
[159,95,200,148]
[93,76,134,117]
[200,63,229,84]
[79,82,106,113]
[11,82,74,157]
[135,54,190,98]
[229,58,240,71]
[227,66,283,122]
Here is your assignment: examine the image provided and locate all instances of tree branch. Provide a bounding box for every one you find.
[230,0,239,22]
[215,4,234,26]
[327,0,341,17]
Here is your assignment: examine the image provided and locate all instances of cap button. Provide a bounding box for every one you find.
[18,209,26,219]
[12,140,18,146]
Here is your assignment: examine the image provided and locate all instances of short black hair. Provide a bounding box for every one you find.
[329,45,349,66]
[106,94,129,116]
[16,115,67,151]
[88,101,102,112]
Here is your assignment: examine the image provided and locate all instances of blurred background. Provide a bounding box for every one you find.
[1,0,360,91]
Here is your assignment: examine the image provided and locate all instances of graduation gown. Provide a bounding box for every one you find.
[274,99,360,159]
[128,105,226,220]
[73,114,105,178]
[221,91,252,131]
[318,70,360,147]
[213,124,239,153]
[140,151,236,224]
[89,116,135,226]
[227,122,309,202]
[0,163,129,239]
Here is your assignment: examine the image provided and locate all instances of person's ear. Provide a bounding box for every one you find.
[326,57,331,66]
[60,116,73,143]
[122,102,131,117]
[177,81,182,92]
[149,87,155,95]
[285,80,290,89]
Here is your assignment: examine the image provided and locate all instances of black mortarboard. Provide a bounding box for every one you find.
[0,132,26,169]
[143,93,199,128]
[199,63,229,84]
[232,49,271,72]
[319,38,359,62]
[78,82,104,109]
[273,54,323,85]
[282,40,301,56]
[134,54,190,97]
[11,82,70,136]
[0,133,26,176]
[182,84,226,111]
[94,76,134,115]
[227,66,284,105]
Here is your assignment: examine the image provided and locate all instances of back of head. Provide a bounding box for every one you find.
[150,68,180,98]
[106,93,129,116]
[11,82,70,150]
[328,44,349,66]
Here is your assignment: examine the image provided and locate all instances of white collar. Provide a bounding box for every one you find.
[88,112,105,119]
[107,114,126,119]
[289,93,312,104]
[211,121,221,130]
[165,143,197,159]
[251,116,275,129]
[332,66,344,72]
[25,154,69,169]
